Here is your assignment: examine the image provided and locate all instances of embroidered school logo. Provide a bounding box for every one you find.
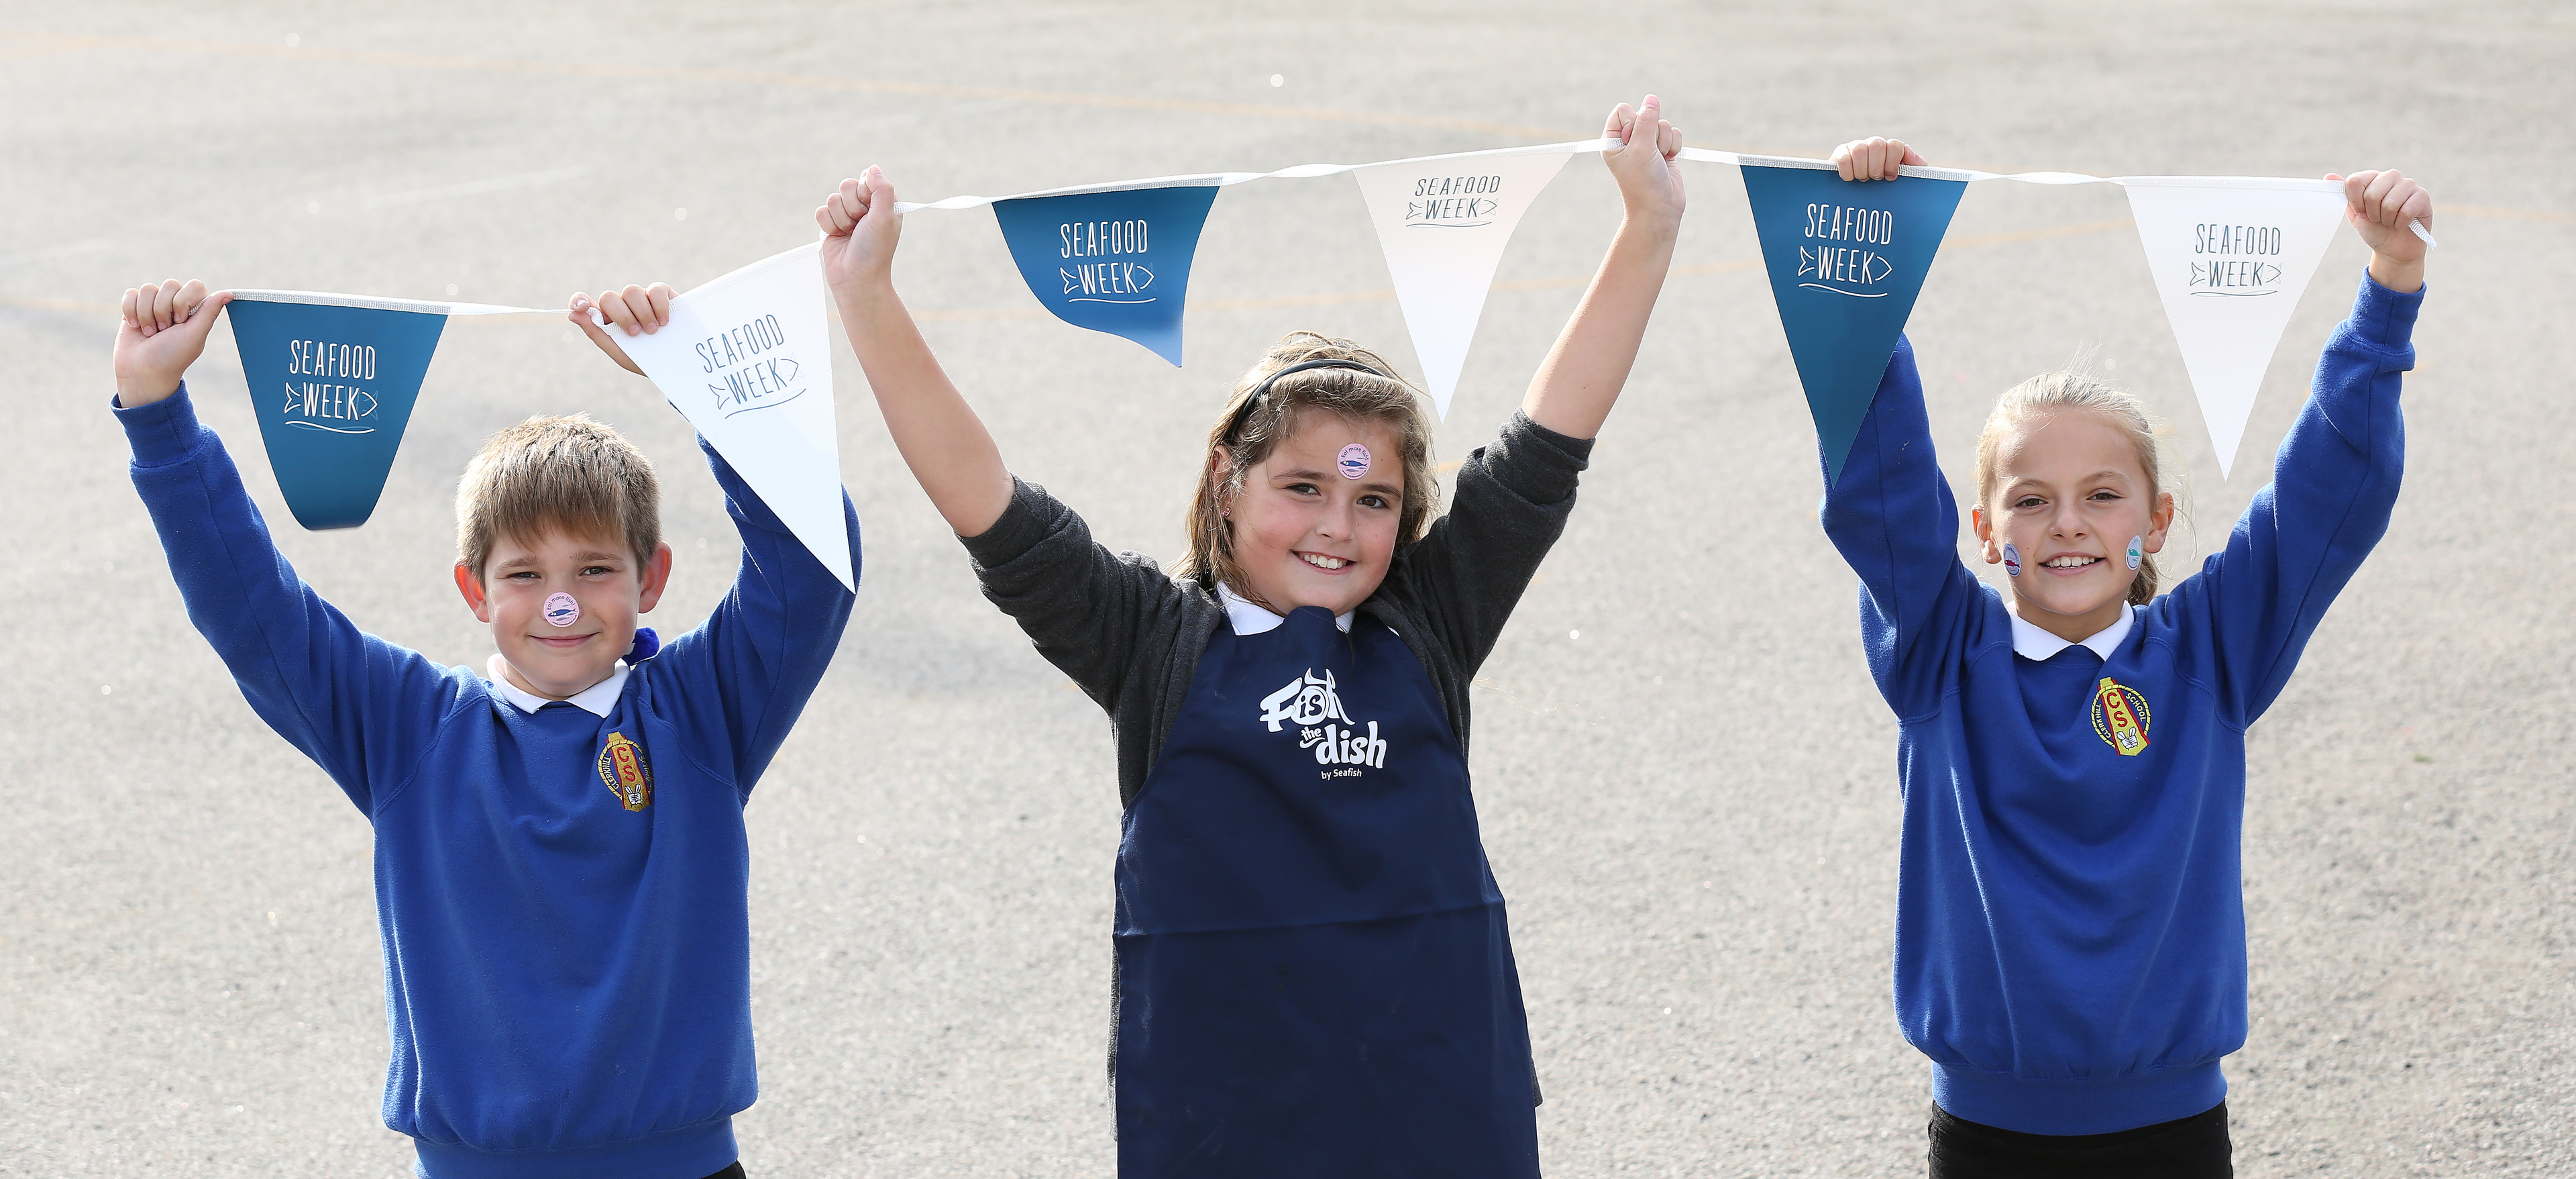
[596,731,653,811]
[1257,668,1388,772]
[2091,677,2152,757]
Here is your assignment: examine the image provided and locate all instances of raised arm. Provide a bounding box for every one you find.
[561,275,863,791]
[957,478,1196,716]
[1817,339,1986,719]
[652,443,861,792]
[1374,98,1681,670]
[818,168,1015,538]
[809,172,1179,710]
[113,281,465,815]
[1518,96,1686,439]
[2163,170,2430,725]
[1809,138,1988,718]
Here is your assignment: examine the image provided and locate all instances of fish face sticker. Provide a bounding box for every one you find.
[1337,443,1371,480]
[2002,542,2022,578]
[2127,535,2144,570]
[543,592,581,627]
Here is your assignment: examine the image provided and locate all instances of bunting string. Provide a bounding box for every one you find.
[203,134,2434,578]
[891,138,1621,212]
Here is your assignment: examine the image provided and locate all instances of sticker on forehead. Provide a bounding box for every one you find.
[2002,542,2022,578]
[543,592,581,628]
[1336,443,1371,480]
[2127,535,2144,570]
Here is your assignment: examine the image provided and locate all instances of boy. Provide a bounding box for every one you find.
[111,278,859,1179]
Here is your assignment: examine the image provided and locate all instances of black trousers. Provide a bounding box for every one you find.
[1928,1102,2231,1178]
[700,1164,747,1179]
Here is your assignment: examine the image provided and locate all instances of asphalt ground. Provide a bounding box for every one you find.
[3,3,2571,1175]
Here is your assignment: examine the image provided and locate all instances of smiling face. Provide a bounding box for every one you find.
[455,527,673,700]
[1972,409,2174,642]
[1218,414,1406,617]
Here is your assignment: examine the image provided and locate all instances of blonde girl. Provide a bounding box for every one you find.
[1819,136,2432,1178]
[805,98,1684,1176]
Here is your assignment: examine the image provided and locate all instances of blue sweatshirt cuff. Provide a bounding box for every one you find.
[2344,268,2424,361]
[113,380,211,468]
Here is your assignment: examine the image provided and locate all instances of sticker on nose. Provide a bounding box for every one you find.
[543,592,581,627]
[2127,535,2143,570]
[2002,542,2022,578]
[1336,443,1371,480]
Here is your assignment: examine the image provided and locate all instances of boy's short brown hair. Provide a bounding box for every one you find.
[455,415,661,579]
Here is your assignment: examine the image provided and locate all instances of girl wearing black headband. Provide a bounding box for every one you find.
[816,95,1686,1176]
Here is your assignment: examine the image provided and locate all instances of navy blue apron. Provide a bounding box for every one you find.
[1114,605,1540,1178]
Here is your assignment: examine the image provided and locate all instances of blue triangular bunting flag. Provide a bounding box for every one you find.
[1739,161,1967,484]
[224,293,449,529]
[990,183,1220,366]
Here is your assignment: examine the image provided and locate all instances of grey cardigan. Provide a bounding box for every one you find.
[959,411,1595,807]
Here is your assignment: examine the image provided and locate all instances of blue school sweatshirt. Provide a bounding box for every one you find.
[117,385,859,1179]
[1819,272,2420,1135]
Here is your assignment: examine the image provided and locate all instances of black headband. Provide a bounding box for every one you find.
[1221,358,1392,444]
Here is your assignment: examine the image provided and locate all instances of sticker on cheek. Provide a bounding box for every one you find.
[1336,443,1371,480]
[2002,542,2022,578]
[2127,535,2144,570]
[543,592,581,628]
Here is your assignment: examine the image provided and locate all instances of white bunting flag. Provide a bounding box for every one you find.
[2118,176,2347,477]
[1352,147,1576,418]
[607,242,856,591]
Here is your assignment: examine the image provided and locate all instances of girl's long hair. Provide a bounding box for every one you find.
[1176,332,1437,605]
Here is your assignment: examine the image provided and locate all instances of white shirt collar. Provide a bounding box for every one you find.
[2008,603,2137,662]
[1216,582,1352,635]
[485,654,629,717]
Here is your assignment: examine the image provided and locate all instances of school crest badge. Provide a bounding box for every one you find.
[596,731,653,811]
[2091,677,2151,756]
